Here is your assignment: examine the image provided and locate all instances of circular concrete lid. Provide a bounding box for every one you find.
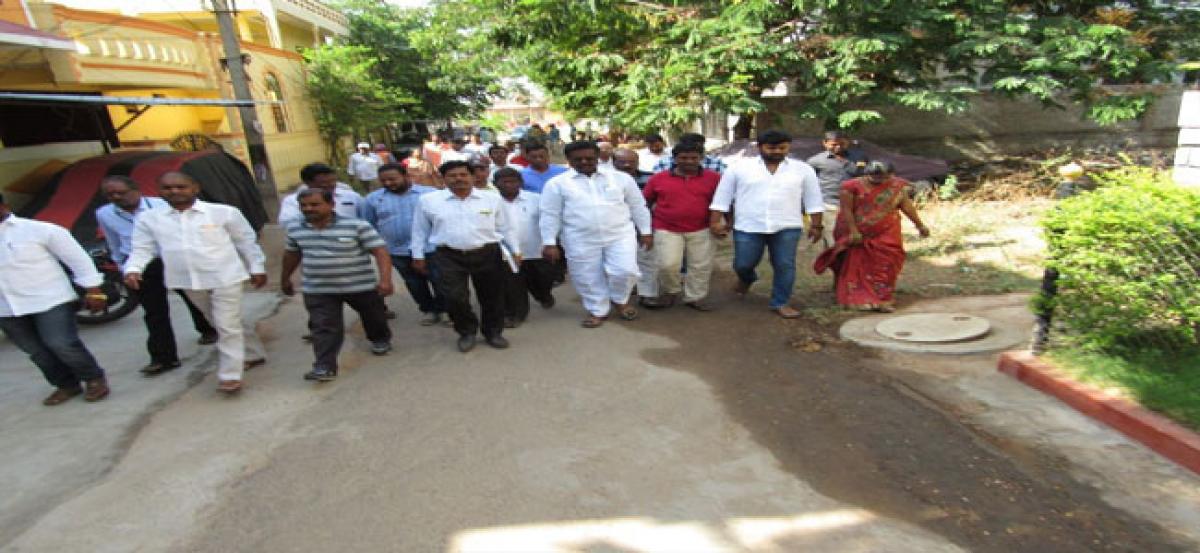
[874,313,991,343]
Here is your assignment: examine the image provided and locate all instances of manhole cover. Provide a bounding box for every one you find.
[874,313,990,343]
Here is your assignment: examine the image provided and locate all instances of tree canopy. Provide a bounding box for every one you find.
[426,0,1199,133]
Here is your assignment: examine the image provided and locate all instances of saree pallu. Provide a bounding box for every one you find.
[814,177,909,308]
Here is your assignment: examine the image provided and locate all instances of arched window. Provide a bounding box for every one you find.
[264,73,288,133]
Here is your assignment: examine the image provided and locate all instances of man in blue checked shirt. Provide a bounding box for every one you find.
[650,132,727,175]
[95,175,217,376]
[360,163,446,326]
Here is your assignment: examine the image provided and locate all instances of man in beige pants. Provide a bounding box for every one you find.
[641,142,722,310]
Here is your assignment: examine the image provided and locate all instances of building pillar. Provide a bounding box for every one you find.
[1175,90,1200,187]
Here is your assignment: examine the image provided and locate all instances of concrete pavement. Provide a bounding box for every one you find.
[1,287,1197,551]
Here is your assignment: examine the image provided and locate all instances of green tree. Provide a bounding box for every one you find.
[303,45,404,168]
[335,0,496,122]
[428,0,1198,134]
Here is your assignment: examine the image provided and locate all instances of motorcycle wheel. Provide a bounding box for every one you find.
[76,277,140,325]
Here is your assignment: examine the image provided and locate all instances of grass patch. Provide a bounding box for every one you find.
[1048,347,1200,431]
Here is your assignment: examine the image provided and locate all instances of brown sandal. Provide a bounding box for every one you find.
[581,315,607,328]
[217,380,243,394]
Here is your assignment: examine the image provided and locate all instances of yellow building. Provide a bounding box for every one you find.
[0,0,346,207]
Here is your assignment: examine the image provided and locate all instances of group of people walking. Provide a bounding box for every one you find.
[0,128,930,406]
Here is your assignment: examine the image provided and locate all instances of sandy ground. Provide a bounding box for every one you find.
[1,274,1198,552]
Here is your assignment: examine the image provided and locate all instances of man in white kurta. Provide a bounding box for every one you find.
[125,171,268,393]
[539,141,652,326]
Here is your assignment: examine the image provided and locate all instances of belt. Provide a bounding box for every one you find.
[436,242,499,255]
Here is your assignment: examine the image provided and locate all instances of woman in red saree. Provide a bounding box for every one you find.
[814,161,930,312]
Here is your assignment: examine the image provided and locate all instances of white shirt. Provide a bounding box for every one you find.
[439,149,471,163]
[598,159,615,172]
[347,152,383,181]
[125,200,266,290]
[501,191,543,260]
[0,216,102,317]
[410,189,520,260]
[636,148,665,174]
[278,186,364,227]
[709,157,825,233]
[539,168,651,249]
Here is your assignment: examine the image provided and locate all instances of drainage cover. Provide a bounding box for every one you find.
[874,313,990,343]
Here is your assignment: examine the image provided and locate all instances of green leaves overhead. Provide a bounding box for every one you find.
[425,0,1194,131]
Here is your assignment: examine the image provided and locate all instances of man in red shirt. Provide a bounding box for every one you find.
[641,142,722,310]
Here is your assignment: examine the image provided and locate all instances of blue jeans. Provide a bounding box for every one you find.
[392,254,445,314]
[0,301,105,389]
[732,228,803,309]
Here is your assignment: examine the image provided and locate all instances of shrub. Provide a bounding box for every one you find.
[1039,167,1200,353]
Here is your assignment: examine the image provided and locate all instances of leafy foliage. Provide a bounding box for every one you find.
[427,0,1198,132]
[1040,168,1200,353]
[302,45,400,167]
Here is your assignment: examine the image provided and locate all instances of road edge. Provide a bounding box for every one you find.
[998,350,1200,476]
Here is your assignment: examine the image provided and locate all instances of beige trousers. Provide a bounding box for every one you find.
[654,229,715,302]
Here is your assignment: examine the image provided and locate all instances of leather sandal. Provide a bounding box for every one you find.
[581,315,607,328]
[217,380,243,394]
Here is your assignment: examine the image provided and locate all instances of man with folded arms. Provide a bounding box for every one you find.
[281,188,393,382]
[125,172,268,394]
[0,193,110,405]
[411,161,521,352]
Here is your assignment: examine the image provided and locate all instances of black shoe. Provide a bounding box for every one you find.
[303,368,336,382]
[198,333,218,345]
[485,335,510,349]
[140,360,182,376]
[370,341,392,355]
[539,296,556,309]
[457,334,477,353]
[384,308,397,320]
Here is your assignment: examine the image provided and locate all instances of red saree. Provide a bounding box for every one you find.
[813,177,911,309]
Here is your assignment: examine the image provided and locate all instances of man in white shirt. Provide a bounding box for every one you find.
[279,163,364,228]
[0,193,111,406]
[636,133,667,174]
[709,129,825,319]
[439,137,472,164]
[124,172,268,394]
[96,175,217,376]
[411,160,521,352]
[494,167,557,328]
[347,142,383,191]
[597,141,615,171]
[540,141,652,328]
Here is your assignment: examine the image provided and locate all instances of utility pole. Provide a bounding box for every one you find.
[210,0,279,218]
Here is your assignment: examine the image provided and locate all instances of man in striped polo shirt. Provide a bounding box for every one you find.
[281,188,394,382]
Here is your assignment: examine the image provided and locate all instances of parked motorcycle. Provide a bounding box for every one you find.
[76,245,139,324]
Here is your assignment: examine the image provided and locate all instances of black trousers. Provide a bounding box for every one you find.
[133,259,217,364]
[432,244,505,339]
[303,290,392,371]
[502,259,558,322]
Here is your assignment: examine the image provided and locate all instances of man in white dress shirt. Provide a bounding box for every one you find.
[494,167,557,328]
[96,175,217,376]
[279,163,364,228]
[124,172,268,394]
[709,130,825,319]
[0,193,111,405]
[411,160,521,352]
[347,142,383,191]
[540,140,653,328]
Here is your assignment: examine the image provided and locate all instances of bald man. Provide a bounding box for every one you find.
[612,148,660,305]
[125,171,268,394]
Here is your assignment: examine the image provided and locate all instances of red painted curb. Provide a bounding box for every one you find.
[998,351,1200,476]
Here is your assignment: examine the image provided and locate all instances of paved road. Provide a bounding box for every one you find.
[2,279,1197,552]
